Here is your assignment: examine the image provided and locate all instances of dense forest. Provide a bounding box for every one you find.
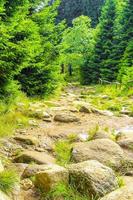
[0,0,132,101]
[0,0,133,200]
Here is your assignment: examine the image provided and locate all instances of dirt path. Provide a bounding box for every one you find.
[23,85,133,139]
[2,84,133,200]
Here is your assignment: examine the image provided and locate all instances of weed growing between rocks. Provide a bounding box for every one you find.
[54,140,72,166]
[0,169,19,194]
[41,183,96,200]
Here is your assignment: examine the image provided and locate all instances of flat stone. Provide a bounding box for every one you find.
[68,160,118,197]
[54,113,80,123]
[14,150,55,164]
[14,136,39,145]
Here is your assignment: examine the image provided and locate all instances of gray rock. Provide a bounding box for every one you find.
[68,160,118,197]
[72,139,124,169]
[100,179,133,200]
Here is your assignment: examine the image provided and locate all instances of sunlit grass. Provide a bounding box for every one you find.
[41,183,95,200]
[0,169,19,194]
[54,140,72,166]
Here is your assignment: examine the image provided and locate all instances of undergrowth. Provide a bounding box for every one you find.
[41,183,96,200]
[54,140,72,166]
[0,169,19,194]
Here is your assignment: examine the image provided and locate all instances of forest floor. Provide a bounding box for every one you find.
[1,83,133,199]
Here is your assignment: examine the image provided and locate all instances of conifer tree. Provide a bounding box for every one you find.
[17,0,65,96]
[118,39,133,87]
[93,0,116,82]
[0,0,41,98]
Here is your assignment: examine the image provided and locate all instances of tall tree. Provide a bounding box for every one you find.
[118,39,133,87]
[17,0,65,96]
[92,0,117,82]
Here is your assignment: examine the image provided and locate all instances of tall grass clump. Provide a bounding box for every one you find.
[0,170,19,194]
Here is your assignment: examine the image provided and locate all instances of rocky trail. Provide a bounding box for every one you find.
[0,84,133,200]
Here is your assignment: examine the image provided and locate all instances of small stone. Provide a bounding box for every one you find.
[54,113,80,123]
[21,179,33,191]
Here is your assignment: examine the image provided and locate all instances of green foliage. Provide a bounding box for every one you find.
[93,0,117,82]
[59,15,95,83]
[54,140,72,166]
[0,169,19,194]
[42,183,91,200]
[118,40,133,88]
[17,1,65,97]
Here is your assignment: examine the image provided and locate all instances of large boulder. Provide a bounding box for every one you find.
[71,139,124,169]
[35,164,69,192]
[14,150,55,164]
[100,178,133,200]
[68,160,118,197]
[54,113,80,123]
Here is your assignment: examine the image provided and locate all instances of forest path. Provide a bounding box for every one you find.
[19,84,133,140]
[3,84,133,200]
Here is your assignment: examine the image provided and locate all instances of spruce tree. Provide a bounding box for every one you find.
[17,1,65,97]
[0,0,41,98]
[112,0,133,80]
[118,39,133,87]
[92,0,116,82]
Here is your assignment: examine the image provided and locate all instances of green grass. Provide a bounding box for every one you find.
[83,84,133,115]
[88,124,100,140]
[54,140,72,166]
[0,169,19,194]
[117,176,125,188]
[41,183,96,200]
